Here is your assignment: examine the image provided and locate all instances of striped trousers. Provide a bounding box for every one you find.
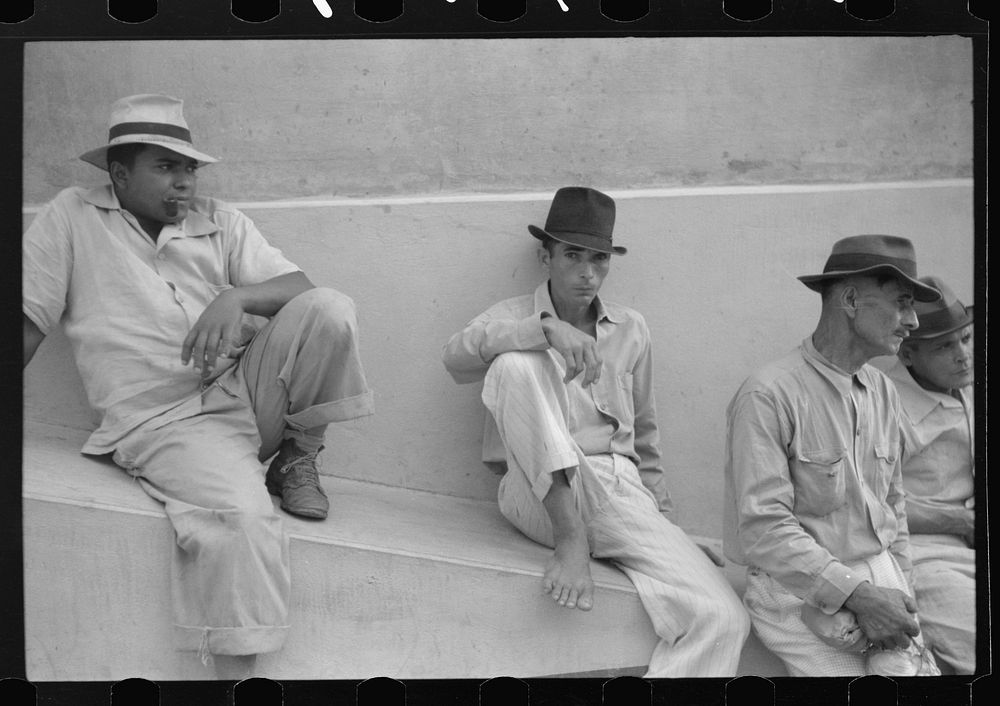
[482,350,750,678]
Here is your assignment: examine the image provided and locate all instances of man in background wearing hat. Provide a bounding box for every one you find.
[872,275,976,674]
[442,187,750,677]
[23,94,373,677]
[724,235,943,676]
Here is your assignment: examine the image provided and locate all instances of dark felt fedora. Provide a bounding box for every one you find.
[909,275,973,339]
[80,94,218,171]
[528,186,626,255]
[797,234,941,302]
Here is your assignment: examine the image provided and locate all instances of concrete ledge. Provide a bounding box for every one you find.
[24,421,786,680]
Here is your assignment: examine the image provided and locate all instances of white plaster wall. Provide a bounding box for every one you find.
[22,38,976,538]
[23,37,972,203]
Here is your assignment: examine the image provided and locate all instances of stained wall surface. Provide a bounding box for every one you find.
[22,38,976,538]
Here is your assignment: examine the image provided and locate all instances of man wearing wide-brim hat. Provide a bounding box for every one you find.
[724,234,943,676]
[23,94,374,677]
[872,275,976,674]
[442,187,751,677]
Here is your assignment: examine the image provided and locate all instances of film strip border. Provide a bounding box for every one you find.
[0,0,990,35]
[0,672,989,705]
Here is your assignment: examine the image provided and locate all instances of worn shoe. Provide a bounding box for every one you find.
[265,441,329,519]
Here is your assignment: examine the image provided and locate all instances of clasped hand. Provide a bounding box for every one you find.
[844,582,920,651]
[541,317,602,386]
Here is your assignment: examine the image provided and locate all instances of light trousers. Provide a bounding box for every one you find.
[910,534,976,674]
[482,350,750,678]
[109,288,373,657]
[744,550,936,676]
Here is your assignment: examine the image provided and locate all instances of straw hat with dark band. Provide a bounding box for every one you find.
[79,94,218,170]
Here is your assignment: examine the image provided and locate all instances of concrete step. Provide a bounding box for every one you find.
[23,421,786,680]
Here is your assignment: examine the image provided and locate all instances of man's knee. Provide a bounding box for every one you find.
[175,506,282,556]
[705,587,752,642]
[487,350,553,386]
[289,287,358,337]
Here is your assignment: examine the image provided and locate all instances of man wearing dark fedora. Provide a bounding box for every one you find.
[724,235,943,676]
[23,94,373,677]
[443,187,750,677]
[873,275,975,674]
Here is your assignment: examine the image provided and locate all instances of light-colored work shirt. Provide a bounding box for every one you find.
[878,358,974,542]
[442,281,672,515]
[23,185,300,454]
[724,336,911,614]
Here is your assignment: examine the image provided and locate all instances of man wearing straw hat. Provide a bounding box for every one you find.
[724,235,943,676]
[873,275,976,674]
[443,187,750,677]
[23,94,373,677]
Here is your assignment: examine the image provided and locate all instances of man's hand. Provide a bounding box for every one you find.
[181,289,246,376]
[541,316,602,386]
[843,581,920,651]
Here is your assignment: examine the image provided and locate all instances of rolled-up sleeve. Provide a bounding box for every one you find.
[221,208,301,286]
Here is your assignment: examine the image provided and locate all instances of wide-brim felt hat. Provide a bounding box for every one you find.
[79,94,218,170]
[797,234,941,302]
[909,275,973,339]
[529,186,627,255]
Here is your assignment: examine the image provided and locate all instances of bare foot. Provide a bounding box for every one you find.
[542,529,594,611]
[213,653,257,680]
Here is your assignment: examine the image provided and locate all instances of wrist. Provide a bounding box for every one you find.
[218,286,248,311]
[844,580,874,610]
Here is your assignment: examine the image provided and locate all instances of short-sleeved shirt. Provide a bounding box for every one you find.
[23,185,300,454]
[441,281,673,516]
[878,358,974,539]
[724,337,911,614]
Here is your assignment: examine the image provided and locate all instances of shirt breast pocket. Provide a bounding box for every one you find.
[615,372,635,418]
[791,448,847,517]
[872,444,898,500]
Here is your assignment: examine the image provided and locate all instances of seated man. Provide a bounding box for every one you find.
[874,275,975,674]
[442,186,749,678]
[23,95,373,677]
[724,235,942,676]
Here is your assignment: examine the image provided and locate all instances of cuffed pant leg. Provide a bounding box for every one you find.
[113,386,290,656]
[590,457,750,678]
[239,287,374,459]
[910,539,976,674]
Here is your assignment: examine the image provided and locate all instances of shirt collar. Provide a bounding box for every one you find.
[81,185,218,238]
[800,335,875,395]
[533,281,622,324]
[884,357,968,423]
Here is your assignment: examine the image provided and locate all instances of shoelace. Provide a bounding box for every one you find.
[277,451,323,487]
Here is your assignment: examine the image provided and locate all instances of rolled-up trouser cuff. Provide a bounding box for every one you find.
[285,389,374,429]
[175,624,290,656]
